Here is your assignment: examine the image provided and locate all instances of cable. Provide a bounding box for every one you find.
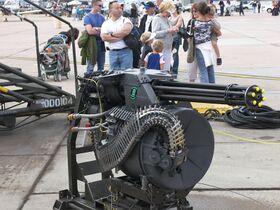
[80,77,107,133]
[224,105,280,129]
[203,109,224,121]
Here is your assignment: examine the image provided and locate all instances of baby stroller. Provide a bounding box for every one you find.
[40,34,71,81]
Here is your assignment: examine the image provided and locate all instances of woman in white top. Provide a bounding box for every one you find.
[152,1,178,71]
[193,2,219,83]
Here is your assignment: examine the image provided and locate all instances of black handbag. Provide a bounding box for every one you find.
[124,26,140,50]
[182,38,189,52]
[179,20,193,52]
[178,26,188,40]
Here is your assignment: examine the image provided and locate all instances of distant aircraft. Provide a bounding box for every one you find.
[3,0,20,12]
[3,0,51,16]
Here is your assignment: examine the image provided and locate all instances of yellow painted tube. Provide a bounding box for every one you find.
[0,86,9,93]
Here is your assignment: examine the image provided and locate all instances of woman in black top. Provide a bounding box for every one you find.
[130,3,139,26]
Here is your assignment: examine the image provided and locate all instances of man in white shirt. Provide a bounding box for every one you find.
[100,1,133,71]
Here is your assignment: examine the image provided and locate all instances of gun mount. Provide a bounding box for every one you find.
[54,69,264,210]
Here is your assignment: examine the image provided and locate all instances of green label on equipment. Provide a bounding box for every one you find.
[130,86,138,101]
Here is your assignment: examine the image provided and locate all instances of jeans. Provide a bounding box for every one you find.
[196,48,215,83]
[86,41,105,75]
[220,7,224,16]
[172,37,181,76]
[109,48,133,71]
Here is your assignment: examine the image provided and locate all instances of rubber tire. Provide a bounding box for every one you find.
[57,73,62,81]
[41,73,46,81]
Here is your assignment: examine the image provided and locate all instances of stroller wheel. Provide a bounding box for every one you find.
[57,73,62,81]
[41,73,46,81]
[54,74,57,81]
[66,72,70,79]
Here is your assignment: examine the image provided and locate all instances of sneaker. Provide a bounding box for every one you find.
[217,58,222,65]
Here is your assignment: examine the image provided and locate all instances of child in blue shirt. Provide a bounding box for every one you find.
[144,39,165,70]
[140,32,155,67]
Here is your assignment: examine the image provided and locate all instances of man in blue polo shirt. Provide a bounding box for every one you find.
[84,0,105,75]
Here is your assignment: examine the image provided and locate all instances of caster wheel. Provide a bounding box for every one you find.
[57,73,62,81]
[41,73,46,81]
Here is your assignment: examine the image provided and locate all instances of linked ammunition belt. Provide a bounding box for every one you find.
[95,106,185,172]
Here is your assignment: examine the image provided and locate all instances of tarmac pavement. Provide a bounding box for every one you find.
[0,10,280,210]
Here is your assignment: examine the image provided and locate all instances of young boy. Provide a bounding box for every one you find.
[144,39,165,70]
[140,32,155,67]
[208,4,222,65]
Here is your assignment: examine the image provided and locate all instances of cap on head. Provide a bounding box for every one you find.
[143,1,156,9]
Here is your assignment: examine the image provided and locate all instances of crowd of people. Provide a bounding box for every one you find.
[216,0,280,16]
[272,0,280,15]
[79,0,223,84]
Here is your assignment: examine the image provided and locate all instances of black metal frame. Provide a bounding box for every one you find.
[53,88,110,210]
[0,63,75,130]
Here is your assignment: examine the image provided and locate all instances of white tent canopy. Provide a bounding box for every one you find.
[67,0,82,6]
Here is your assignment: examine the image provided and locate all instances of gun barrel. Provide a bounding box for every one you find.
[153,80,264,108]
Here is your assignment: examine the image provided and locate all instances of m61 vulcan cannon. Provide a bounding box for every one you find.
[54,69,264,210]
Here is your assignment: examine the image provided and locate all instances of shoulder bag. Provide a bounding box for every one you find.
[187,19,195,63]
